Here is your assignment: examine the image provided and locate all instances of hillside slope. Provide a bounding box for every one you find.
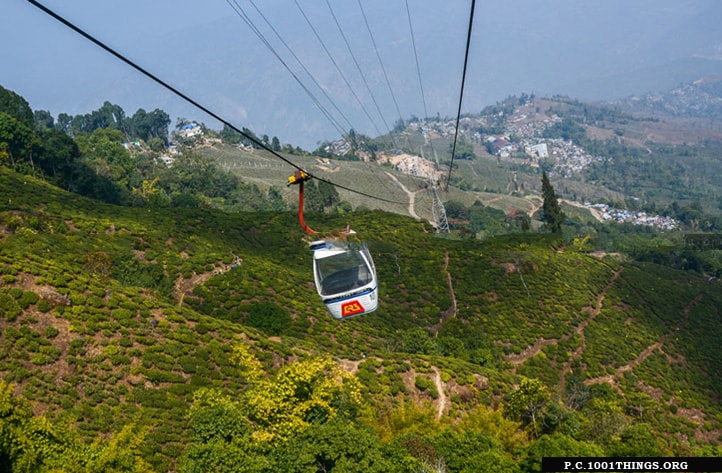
[1,167,720,470]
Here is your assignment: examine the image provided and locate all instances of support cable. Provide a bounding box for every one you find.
[405,0,448,231]
[226,0,348,138]
[445,0,476,191]
[26,0,405,205]
[294,0,384,139]
[357,0,403,127]
[246,0,356,133]
[238,0,398,206]
[405,0,429,121]
[325,0,393,140]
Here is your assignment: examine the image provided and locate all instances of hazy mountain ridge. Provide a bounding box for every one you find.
[7,0,722,150]
[612,74,722,121]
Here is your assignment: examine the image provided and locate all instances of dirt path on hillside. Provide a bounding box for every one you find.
[556,268,623,389]
[175,271,215,306]
[585,292,702,388]
[432,367,449,420]
[507,338,559,368]
[431,251,458,336]
[485,195,505,204]
[527,197,605,223]
[562,199,605,222]
[339,358,362,375]
[443,252,458,320]
[527,198,543,218]
[337,358,449,419]
[174,256,242,305]
[505,268,623,380]
[385,172,421,220]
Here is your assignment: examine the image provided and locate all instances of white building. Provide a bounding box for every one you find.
[527,143,549,158]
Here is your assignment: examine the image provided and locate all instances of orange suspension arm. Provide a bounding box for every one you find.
[297,179,318,234]
[288,171,318,234]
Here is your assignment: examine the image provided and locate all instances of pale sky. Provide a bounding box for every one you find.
[3,0,721,148]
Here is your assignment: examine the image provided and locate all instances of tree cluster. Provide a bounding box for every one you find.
[54,101,171,145]
[1,86,127,202]
[0,85,286,211]
[541,171,565,234]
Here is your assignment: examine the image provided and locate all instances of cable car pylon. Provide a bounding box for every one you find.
[431,180,449,233]
[420,145,449,233]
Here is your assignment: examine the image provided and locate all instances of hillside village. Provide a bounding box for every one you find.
[321,105,600,180]
[407,106,606,178]
[148,97,688,232]
[584,202,678,229]
[385,106,680,230]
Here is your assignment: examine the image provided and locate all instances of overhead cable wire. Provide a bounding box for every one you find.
[319,0,403,205]
[287,0,402,209]
[357,0,403,127]
[26,0,405,205]
[246,0,397,202]
[225,0,348,138]
[248,0,395,205]
[324,0,393,141]
[405,0,438,168]
[294,0,384,139]
[404,0,449,231]
[246,0,356,133]
[405,2,438,167]
[445,0,477,191]
[405,0,430,121]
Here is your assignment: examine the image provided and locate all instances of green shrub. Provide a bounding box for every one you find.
[110,354,131,366]
[415,375,433,391]
[88,296,105,309]
[45,326,59,338]
[145,369,184,384]
[195,323,211,334]
[68,339,87,356]
[402,327,437,354]
[112,308,134,321]
[0,293,22,321]
[178,356,198,374]
[171,328,196,345]
[31,346,61,365]
[245,302,291,336]
[36,299,52,313]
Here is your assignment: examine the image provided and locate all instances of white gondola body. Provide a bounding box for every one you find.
[310,240,378,319]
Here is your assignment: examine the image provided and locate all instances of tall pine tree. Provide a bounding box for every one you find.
[541,171,565,233]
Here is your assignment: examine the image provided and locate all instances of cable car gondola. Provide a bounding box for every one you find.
[310,239,378,319]
[288,171,378,319]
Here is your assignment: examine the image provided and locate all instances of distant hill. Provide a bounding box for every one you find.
[612,74,722,122]
[196,83,722,226]
[1,165,720,470]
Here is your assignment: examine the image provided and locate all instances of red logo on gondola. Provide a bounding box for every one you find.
[341,300,365,317]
